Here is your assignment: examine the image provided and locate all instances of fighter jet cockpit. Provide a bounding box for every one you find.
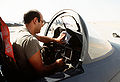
[41,9,89,81]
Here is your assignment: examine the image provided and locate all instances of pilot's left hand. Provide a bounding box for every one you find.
[55,32,66,44]
[56,58,65,67]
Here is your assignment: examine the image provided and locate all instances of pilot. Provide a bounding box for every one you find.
[13,10,66,81]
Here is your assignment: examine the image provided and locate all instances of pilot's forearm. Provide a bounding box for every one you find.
[35,35,57,43]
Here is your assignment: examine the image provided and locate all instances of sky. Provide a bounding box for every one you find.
[0,0,120,23]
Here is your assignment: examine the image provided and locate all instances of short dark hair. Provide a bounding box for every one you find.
[23,10,40,24]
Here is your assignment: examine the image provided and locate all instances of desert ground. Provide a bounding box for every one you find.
[87,21,120,44]
[9,21,120,44]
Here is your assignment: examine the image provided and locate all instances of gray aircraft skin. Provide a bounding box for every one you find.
[63,42,120,82]
[1,9,120,82]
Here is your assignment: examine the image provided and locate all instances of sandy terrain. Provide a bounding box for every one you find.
[87,21,120,44]
[9,21,120,44]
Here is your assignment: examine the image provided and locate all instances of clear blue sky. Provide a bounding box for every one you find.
[0,0,120,22]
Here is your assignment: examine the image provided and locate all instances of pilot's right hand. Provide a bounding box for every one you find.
[55,32,66,44]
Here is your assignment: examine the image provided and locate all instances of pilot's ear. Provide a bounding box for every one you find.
[33,17,38,24]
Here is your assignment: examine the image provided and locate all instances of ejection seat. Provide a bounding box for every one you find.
[0,17,21,82]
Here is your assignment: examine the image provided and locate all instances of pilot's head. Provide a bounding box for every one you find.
[23,10,45,35]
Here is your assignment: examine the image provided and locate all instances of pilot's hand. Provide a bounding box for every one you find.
[55,58,65,67]
[55,32,66,44]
